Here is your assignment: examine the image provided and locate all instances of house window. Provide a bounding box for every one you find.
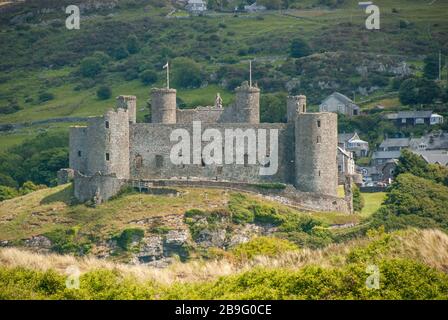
[155,155,163,168]
[353,109,359,116]
[105,153,110,161]
[105,121,109,129]
[78,150,82,157]
[317,120,321,128]
[316,136,322,143]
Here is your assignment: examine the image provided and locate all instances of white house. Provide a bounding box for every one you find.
[338,132,369,158]
[430,113,444,125]
[319,92,360,117]
[244,2,267,13]
[186,0,207,14]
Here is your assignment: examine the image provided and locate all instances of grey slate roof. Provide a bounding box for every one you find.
[385,111,433,120]
[412,150,448,166]
[372,150,402,160]
[379,138,410,149]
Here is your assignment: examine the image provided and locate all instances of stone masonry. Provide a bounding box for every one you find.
[66,81,349,212]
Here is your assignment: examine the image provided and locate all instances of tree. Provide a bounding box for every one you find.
[260,93,287,123]
[0,173,18,188]
[352,184,365,212]
[140,70,158,85]
[80,57,102,77]
[258,0,282,9]
[417,78,440,104]
[96,86,112,100]
[126,35,140,54]
[398,78,419,105]
[289,38,311,58]
[0,186,18,202]
[172,58,203,89]
[423,54,441,80]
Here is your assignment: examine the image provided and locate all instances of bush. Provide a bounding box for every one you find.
[251,204,283,225]
[231,236,299,260]
[96,86,112,100]
[172,57,203,89]
[0,186,19,201]
[140,70,158,85]
[126,35,140,54]
[44,228,91,255]
[80,57,102,77]
[113,228,145,251]
[38,92,54,103]
[289,37,312,58]
[0,173,18,188]
[352,184,364,212]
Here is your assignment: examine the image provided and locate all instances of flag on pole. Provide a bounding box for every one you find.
[163,62,169,88]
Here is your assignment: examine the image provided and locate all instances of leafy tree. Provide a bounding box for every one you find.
[258,0,282,9]
[417,78,440,104]
[140,70,158,85]
[126,35,140,54]
[172,58,203,89]
[260,92,287,123]
[110,46,129,60]
[96,86,112,100]
[0,173,18,188]
[23,148,69,186]
[80,57,102,78]
[289,37,311,58]
[0,186,18,202]
[352,184,364,212]
[398,78,419,105]
[423,54,442,80]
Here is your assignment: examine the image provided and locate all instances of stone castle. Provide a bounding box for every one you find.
[64,81,352,213]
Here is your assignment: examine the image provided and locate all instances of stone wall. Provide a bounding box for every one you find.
[73,172,125,203]
[151,88,177,124]
[129,122,295,184]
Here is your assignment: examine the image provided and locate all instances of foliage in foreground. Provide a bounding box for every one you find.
[0,258,447,300]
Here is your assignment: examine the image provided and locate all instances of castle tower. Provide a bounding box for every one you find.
[287,95,306,122]
[116,95,137,124]
[295,112,338,196]
[234,81,260,123]
[84,108,130,179]
[151,88,177,124]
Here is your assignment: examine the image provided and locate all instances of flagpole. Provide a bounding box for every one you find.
[167,62,170,89]
[249,60,252,87]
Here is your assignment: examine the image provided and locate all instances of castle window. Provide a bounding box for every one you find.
[105,121,109,129]
[319,170,321,176]
[201,158,206,167]
[105,153,110,161]
[217,166,223,174]
[135,155,143,169]
[317,120,321,128]
[78,150,82,157]
[155,155,163,168]
[316,136,322,143]
[244,154,249,167]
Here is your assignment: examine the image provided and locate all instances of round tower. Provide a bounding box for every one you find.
[295,112,338,196]
[234,81,260,123]
[116,95,137,124]
[287,95,307,122]
[151,88,177,124]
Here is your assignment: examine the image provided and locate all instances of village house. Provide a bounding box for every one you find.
[338,132,369,158]
[412,150,448,166]
[385,111,444,127]
[186,0,207,14]
[319,92,360,117]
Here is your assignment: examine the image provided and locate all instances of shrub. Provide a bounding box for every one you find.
[44,228,91,255]
[251,204,283,225]
[96,86,112,100]
[172,57,203,88]
[126,35,140,54]
[0,186,19,201]
[231,236,299,260]
[38,92,54,103]
[140,70,158,85]
[80,57,102,77]
[352,184,364,212]
[113,228,145,251]
[289,37,311,58]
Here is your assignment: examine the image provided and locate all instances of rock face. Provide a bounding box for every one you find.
[24,235,52,253]
[136,236,164,263]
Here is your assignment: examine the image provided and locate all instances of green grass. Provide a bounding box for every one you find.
[361,192,386,217]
